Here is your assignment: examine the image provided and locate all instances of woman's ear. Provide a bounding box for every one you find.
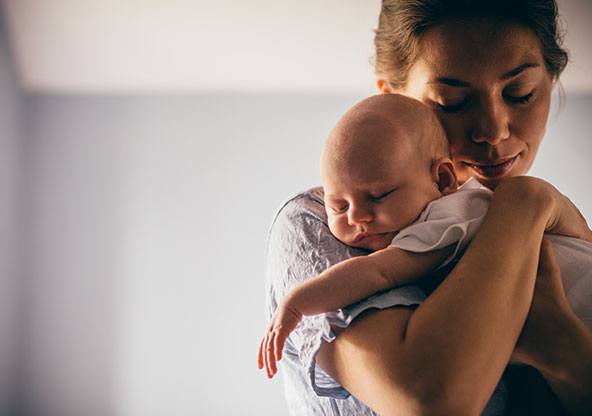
[431,157,458,195]
[376,78,394,94]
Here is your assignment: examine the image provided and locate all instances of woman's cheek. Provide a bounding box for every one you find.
[514,105,548,166]
[441,120,471,169]
[520,85,551,147]
[435,114,466,151]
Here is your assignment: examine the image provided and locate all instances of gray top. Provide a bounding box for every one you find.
[265,186,508,415]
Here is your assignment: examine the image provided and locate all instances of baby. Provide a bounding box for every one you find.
[258,94,592,378]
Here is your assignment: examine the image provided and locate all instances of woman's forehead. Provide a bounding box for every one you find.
[412,19,546,83]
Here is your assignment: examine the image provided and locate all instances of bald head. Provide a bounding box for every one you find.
[320,94,448,181]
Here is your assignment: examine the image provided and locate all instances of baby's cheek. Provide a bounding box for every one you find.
[328,217,350,242]
[326,216,340,237]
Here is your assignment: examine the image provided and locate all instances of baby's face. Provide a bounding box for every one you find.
[323,136,442,252]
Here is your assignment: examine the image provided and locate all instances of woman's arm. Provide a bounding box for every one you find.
[317,177,590,415]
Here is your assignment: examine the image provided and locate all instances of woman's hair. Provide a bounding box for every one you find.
[375,0,569,89]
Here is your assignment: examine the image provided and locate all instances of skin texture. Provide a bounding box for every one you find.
[321,95,455,251]
[317,177,591,415]
[312,19,592,415]
[258,95,458,378]
[379,19,553,190]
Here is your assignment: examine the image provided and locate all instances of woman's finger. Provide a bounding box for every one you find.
[536,237,567,302]
[538,237,559,274]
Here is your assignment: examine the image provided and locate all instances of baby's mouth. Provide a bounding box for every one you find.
[352,231,395,244]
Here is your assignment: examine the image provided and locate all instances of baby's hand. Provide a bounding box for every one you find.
[257,304,303,378]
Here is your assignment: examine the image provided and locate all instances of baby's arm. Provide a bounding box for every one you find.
[258,244,454,378]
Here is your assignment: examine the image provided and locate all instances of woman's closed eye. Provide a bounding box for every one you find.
[504,90,534,104]
[436,90,534,113]
[436,98,469,113]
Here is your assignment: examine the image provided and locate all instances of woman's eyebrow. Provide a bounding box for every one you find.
[429,63,540,87]
[500,63,539,80]
[428,77,469,87]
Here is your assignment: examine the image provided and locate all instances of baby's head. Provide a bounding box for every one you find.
[321,94,458,251]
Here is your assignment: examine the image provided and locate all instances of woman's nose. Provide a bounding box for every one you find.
[347,204,373,226]
[470,98,510,145]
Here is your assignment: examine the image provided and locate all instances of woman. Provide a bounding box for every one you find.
[265,1,592,414]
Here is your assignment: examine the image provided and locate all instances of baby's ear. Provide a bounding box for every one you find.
[431,158,458,195]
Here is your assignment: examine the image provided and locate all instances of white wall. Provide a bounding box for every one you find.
[531,94,592,219]
[0,11,22,416]
[2,0,591,94]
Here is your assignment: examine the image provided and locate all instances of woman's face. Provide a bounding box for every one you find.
[381,19,554,189]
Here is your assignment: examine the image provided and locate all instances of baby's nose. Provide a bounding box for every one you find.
[347,204,373,225]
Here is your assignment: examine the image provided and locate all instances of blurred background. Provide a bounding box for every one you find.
[0,1,590,415]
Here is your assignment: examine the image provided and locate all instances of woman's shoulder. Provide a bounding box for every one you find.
[274,186,326,215]
[269,186,328,234]
[265,186,358,279]
[265,187,354,310]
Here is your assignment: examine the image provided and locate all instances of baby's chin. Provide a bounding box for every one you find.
[353,240,392,252]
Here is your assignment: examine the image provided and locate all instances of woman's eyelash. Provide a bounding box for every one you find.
[436,90,534,113]
[437,100,469,113]
[505,90,534,104]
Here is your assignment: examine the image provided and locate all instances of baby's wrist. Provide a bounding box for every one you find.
[278,298,303,319]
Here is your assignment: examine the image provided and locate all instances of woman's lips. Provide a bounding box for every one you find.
[464,156,518,179]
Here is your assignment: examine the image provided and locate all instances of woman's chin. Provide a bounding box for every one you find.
[471,176,500,190]
[460,170,519,191]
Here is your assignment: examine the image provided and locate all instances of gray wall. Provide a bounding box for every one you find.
[0,12,22,416]
[17,91,592,416]
[2,11,591,414]
[20,94,363,416]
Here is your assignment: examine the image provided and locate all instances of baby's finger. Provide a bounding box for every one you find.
[263,335,274,378]
[257,337,266,369]
[266,332,278,377]
[262,333,271,377]
[274,331,287,362]
[260,334,270,375]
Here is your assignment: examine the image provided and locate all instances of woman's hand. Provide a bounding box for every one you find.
[511,238,592,414]
[511,237,572,367]
[497,177,592,242]
[540,184,592,243]
[257,304,303,378]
